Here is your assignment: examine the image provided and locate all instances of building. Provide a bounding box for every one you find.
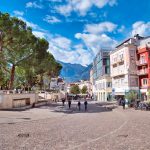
[136,36,150,100]
[91,49,112,101]
[95,75,112,101]
[110,36,139,98]
[78,80,91,94]
[50,77,65,91]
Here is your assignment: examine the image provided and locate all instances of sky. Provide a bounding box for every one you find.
[0,0,150,66]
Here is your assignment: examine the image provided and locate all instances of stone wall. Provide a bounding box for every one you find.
[0,93,38,109]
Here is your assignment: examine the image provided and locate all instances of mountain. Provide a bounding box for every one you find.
[58,61,92,82]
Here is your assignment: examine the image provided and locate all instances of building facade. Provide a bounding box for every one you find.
[91,49,112,101]
[110,37,139,98]
[136,37,150,100]
[95,75,112,101]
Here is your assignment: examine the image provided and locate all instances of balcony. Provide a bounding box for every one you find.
[136,60,147,66]
[137,69,148,76]
[117,57,124,63]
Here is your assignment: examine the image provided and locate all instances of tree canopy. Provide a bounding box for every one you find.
[81,85,88,94]
[70,84,80,94]
[0,12,62,90]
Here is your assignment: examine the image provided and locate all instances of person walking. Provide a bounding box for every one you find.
[68,100,71,109]
[62,98,65,106]
[77,101,81,111]
[84,100,88,111]
[121,98,125,110]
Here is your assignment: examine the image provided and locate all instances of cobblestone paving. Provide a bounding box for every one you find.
[0,102,150,150]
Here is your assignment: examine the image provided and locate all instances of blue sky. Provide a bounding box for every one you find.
[0,0,150,66]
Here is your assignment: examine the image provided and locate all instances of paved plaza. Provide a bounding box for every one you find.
[0,101,150,150]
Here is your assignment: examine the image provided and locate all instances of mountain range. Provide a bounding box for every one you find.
[58,61,92,82]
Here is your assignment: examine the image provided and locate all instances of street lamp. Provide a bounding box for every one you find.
[0,30,3,51]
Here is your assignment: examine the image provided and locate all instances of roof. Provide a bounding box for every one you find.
[116,38,131,48]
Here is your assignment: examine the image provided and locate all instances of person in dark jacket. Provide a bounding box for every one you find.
[62,98,65,106]
[68,100,71,109]
[121,98,125,109]
[77,101,81,111]
[84,100,88,111]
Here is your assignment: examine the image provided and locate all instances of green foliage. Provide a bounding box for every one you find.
[81,85,88,94]
[147,90,150,101]
[70,85,80,94]
[125,90,137,102]
[0,12,62,90]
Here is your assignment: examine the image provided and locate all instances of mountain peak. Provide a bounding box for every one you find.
[58,61,92,82]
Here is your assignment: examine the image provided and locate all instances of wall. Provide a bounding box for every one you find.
[0,93,38,109]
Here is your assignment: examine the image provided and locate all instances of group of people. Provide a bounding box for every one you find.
[61,98,88,111]
[77,100,88,111]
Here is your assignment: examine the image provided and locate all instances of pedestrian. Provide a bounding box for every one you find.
[68,100,71,109]
[121,98,125,109]
[62,98,65,106]
[84,100,88,111]
[77,101,81,111]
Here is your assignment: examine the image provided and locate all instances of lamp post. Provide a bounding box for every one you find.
[0,30,3,51]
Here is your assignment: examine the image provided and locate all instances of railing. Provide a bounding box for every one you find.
[137,69,148,75]
[136,60,147,66]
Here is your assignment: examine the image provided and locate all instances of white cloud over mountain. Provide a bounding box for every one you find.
[48,36,93,66]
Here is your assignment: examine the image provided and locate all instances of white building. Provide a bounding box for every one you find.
[95,76,112,102]
[110,37,139,98]
[78,80,91,94]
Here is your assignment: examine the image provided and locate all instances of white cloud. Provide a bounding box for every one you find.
[51,36,71,49]
[32,31,46,38]
[75,33,117,55]
[55,0,117,16]
[84,22,117,34]
[118,25,125,33]
[132,21,150,36]
[18,17,39,29]
[26,1,43,9]
[49,42,93,66]
[13,10,24,16]
[43,15,61,24]
[46,35,93,66]
[48,0,62,2]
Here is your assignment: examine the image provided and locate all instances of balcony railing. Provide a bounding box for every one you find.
[137,69,148,75]
[136,60,147,66]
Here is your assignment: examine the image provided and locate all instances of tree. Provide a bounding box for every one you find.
[81,85,88,94]
[70,85,80,94]
[0,12,62,90]
[125,90,137,103]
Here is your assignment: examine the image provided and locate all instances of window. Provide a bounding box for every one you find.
[143,78,148,85]
[107,82,112,87]
[105,67,110,74]
[140,55,146,64]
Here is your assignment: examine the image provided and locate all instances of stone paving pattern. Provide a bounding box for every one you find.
[0,101,150,150]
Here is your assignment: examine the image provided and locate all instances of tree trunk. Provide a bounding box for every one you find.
[40,74,43,90]
[9,64,15,90]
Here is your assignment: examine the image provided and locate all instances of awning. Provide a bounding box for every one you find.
[114,92,125,95]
